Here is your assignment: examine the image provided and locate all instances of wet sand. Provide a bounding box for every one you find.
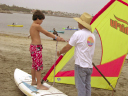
[0,33,128,96]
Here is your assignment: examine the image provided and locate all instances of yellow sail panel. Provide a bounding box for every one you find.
[92,1,128,64]
[50,77,75,85]
[91,77,118,90]
[48,76,118,90]
[47,47,75,81]
[91,1,118,32]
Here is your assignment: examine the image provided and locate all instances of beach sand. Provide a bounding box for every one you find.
[0,33,128,96]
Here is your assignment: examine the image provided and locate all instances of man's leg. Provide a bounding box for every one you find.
[85,68,92,96]
[75,65,92,96]
[75,65,86,96]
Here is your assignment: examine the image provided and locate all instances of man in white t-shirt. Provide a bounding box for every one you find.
[57,12,95,96]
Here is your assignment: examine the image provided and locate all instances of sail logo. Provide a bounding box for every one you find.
[87,36,94,47]
[110,15,128,35]
[57,78,61,81]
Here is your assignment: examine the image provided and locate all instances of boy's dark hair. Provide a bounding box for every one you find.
[32,10,45,21]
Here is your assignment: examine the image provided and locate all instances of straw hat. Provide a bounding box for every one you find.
[74,12,92,31]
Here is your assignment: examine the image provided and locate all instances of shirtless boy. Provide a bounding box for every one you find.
[29,10,65,90]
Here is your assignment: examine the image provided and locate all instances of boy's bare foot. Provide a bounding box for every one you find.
[37,85,49,90]
[31,81,37,85]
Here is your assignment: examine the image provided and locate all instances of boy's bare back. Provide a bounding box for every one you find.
[30,22,42,45]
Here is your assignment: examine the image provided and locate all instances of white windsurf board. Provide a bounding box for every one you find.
[14,68,67,96]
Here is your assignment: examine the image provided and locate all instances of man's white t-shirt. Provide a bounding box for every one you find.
[69,28,95,68]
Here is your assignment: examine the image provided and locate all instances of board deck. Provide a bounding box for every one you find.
[14,68,67,96]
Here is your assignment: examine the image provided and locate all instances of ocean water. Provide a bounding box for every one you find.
[0,13,78,40]
[0,13,101,46]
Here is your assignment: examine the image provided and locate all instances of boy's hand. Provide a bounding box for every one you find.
[56,37,65,42]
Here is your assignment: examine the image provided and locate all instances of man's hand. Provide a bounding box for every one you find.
[57,51,61,57]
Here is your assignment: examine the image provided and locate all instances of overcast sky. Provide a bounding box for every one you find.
[1,0,110,15]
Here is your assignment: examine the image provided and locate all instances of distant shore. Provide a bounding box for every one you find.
[0,10,12,14]
[0,10,79,18]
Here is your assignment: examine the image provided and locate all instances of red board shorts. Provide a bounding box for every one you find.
[29,44,43,71]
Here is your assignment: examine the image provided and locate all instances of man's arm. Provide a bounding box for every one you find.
[57,44,73,57]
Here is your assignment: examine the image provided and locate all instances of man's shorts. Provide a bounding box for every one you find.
[29,44,43,71]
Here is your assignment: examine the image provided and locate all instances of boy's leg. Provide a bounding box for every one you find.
[31,68,37,85]
[30,45,48,90]
[36,70,49,90]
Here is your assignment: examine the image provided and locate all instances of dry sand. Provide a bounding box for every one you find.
[0,33,128,96]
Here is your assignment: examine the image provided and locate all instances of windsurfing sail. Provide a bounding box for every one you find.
[43,0,128,90]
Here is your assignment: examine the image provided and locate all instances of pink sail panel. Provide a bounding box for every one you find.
[55,55,125,77]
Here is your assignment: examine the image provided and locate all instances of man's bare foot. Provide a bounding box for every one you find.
[31,80,37,85]
[37,85,49,90]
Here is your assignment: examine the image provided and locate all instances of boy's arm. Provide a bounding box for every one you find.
[37,25,65,41]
